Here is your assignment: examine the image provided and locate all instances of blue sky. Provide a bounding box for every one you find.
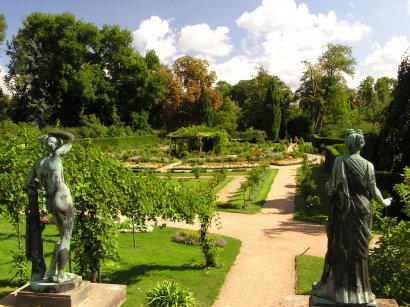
[1,0,409,91]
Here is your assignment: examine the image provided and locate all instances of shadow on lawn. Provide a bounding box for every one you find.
[0,279,21,298]
[107,263,204,285]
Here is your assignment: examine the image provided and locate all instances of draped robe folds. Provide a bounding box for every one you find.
[312,154,376,304]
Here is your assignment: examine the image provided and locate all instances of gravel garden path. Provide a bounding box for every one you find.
[166,163,328,307]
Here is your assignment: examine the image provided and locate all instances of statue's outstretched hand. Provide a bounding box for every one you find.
[383,197,392,207]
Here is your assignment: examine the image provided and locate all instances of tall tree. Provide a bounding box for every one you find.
[0,13,6,46]
[6,13,101,127]
[378,50,410,171]
[214,96,239,134]
[198,85,213,127]
[264,79,282,141]
[164,55,221,130]
[296,44,356,135]
[5,13,166,128]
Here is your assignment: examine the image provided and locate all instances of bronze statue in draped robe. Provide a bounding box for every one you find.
[312,129,391,305]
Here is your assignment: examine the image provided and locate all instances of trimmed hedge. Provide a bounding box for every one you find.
[230,129,266,143]
[88,135,159,152]
[324,144,348,171]
[312,134,344,152]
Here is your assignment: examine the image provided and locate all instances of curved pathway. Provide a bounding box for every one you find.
[166,163,328,307]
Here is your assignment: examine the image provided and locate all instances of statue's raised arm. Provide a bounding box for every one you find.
[39,131,74,157]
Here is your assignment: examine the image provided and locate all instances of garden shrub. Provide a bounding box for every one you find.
[312,134,344,152]
[231,128,266,143]
[324,144,347,171]
[145,280,196,307]
[91,135,159,152]
[370,167,410,306]
[192,167,202,179]
[172,230,226,247]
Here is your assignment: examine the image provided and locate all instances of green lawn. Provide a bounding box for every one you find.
[294,165,330,224]
[0,218,241,306]
[295,255,324,295]
[218,169,278,214]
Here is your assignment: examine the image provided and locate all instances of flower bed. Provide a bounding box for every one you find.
[271,154,317,166]
[125,161,163,170]
[172,161,259,170]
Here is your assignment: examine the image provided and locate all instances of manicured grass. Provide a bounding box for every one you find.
[170,177,212,188]
[163,174,234,194]
[103,227,241,306]
[167,170,251,176]
[213,176,234,194]
[295,255,324,295]
[218,169,278,214]
[0,217,241,307]
[0,217,59,298]
[294,165,330,224]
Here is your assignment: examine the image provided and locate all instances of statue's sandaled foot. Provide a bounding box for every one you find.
[44,269,56,281]
[57,269,70,283]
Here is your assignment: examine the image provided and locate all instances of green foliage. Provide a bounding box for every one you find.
[324,144,347,171]
[297,44,356,135]
[192,167,202,179]
[169,125,229,155]
[370,167,410,306]
[296,157,321,216]
[5,12,165,128]
[0,13,6,45]
[220,169,278,214]
[145,280,196,307]
[230,128,266,143]
[131,111,152,133]
[0,126,41,282]
[311,134,344,151]
[10,248,29,284]
[90,134,159,152]
[213,96,239,135]
[0,217,241,306]
[198,85,213,127]
[294,165,330,224]
[236,68,291,138]
[378,50,410,172]
[264,79,282,141]
[65,141,132,281]
[172,230,226,247]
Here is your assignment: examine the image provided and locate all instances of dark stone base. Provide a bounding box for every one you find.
[279,295,398,307]
[29,273,82,293]
[0,282,126,307]
[309,295,377,306]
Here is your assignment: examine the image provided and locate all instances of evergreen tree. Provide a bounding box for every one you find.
[198,85,213,126]
[264,80,282,141]
[379,50,410,171]
[214,96,238,134]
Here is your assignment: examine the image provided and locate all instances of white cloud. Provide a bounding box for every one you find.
[344,70,366,89]
[235,0,372,90]
[210,56,259,84]
[364,35,410,77]
[0,64,9,95]
[179,24,232,57]
[132,16,177,62]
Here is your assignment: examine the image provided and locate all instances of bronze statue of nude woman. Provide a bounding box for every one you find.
[24,131,75,283]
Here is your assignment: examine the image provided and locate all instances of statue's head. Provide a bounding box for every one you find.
[345,129,365,154]
[46,136,61,152]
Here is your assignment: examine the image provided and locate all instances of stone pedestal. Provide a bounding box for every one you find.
[0,282,126,307]
[279,295,398,307]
